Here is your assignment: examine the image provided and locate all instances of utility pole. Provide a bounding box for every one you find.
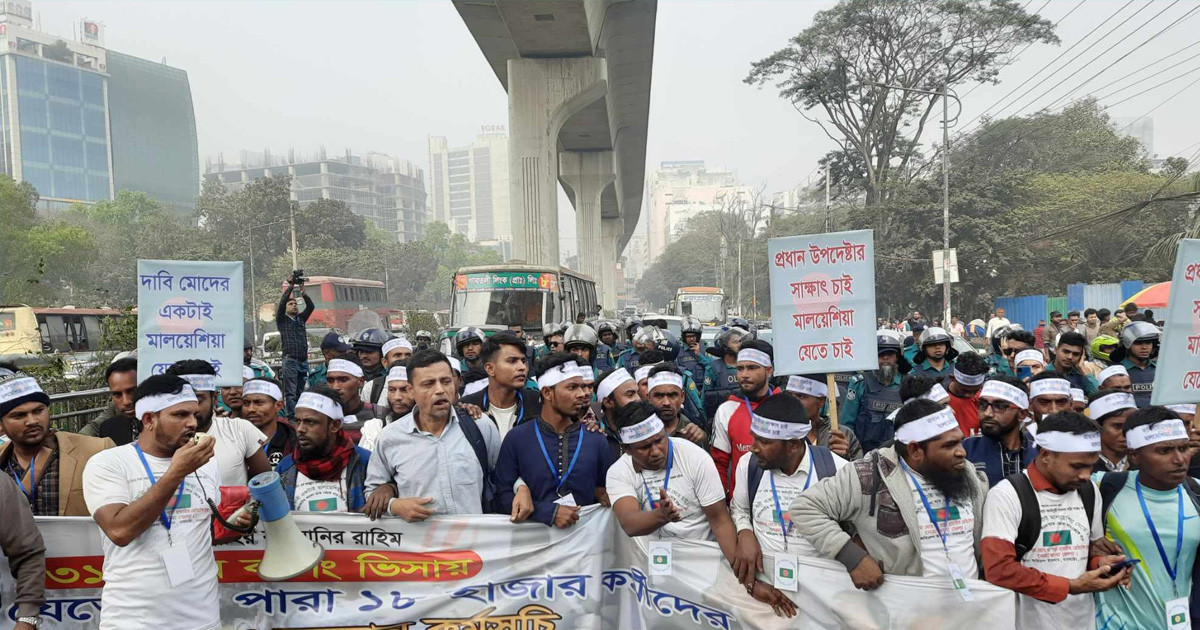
[289,204,300,271]
[941,82,952,327]
[249,228,257,345]
[736,238,743,317]
[824,168,832,233]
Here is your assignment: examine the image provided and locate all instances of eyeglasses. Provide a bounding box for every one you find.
[977,399,1014,413]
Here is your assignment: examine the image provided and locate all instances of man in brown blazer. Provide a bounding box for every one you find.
[0,373,114,516]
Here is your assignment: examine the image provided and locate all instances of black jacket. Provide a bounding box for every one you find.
[460,387,543,430]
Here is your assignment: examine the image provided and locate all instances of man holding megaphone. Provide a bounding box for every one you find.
[82,374,223,630]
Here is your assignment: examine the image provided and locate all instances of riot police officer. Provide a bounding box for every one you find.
[351,328,392,382]
[594,320,621,372]
[414,330,434,351]
[562,323,600,379]
[701,326,754,421]
[840,330,910,452]
[911,326,958,381]
[1109,321,1159,407]
[454,326,486,370]
[536,322,567,359]
[676,316,710,385]
[618,316,642,355]
[617,325,660,370]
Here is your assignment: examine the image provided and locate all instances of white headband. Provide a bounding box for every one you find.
[952,366,985,387]
[1127,419,1190,449]
[242,365,255,381]
[386,366,408,383]
[1036,430,1101,453]
[296,391,342,420]
[894,407,959,444]
[1098,365,1129,384]
[327,359,364,378]
[980,380,1029,410]
[540,361,582,388]
[1166,404,1197,416]
[242,379,282,401]
[382,338,413,356]
[648,372,684,392]
[1088,392,1137,420]
[597,369,634,400]
[1029,378,1071,399]
[0,377,42,404]
[577,365,595,384]
[738,348,773,368]
[786,375,828,398]
[179,374,216,392]
[1070,388,1086,404]
[1014,350,1045,367]
[135,385,198,420]
[921,383,949,403]
[619,414,665,444]
[634,365,653,383]
[463,379,489,397]
[751,413,811,441]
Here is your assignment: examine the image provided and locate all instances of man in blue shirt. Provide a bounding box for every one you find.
[1095,406,1200,628]
[497,353,613,528]
[963,376,1037,487]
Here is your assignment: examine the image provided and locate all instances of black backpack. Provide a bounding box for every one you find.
[455,408,495,512]
[1006,471,1095,562]
[745,445,837,505]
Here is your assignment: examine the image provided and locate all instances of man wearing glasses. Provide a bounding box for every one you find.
[964,376,1038,487]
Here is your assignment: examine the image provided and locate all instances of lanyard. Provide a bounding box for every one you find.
[641,440,674,510]
[484,389,525,426]
[900,459,950,553]
[768,448,814,549]
[134,444,186,532]
[8,453,38,506]
[534,421,585,497]
[1136,478,1186,595]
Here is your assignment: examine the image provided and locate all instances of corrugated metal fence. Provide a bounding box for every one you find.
[997,280,1149,331]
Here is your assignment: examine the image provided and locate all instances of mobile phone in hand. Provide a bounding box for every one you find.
[1103,558,1140,577]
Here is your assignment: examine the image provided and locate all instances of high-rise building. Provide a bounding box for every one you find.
[1111,116,1154,158]
[0,0,198,211]
[204,148,428,243]
[427,127,511,255]
[646,161,748,261]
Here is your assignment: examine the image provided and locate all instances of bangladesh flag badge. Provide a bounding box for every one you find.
[308,498,339,512]
[1043,530,1072,546]
[779,566,794,579]
[166,494,191,510]
[653,554,669,565]
[1172,613,1186,624]
[935,506,961,521]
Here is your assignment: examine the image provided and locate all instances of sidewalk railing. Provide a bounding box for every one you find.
[49,387,110,433]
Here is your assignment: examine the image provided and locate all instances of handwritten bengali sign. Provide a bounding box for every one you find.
[768,230,878,375]
[137,260,244,386]
[1152,240,1200,405]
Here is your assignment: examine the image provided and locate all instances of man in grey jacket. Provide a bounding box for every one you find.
[1,474,46,629]
[792,399,989,591]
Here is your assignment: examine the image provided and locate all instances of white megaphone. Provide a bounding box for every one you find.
[248,471,324,581]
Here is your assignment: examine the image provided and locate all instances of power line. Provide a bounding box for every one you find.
[1115,73,1200,133]
[957,0,1059,102]
[1101,62,1200,108]
[1079,39,1200,102]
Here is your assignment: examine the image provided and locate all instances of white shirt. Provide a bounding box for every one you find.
[982,471,1103,629]
[489,403,519,438]
[606,438,726,541]
[82,444,221,630]
[360,418,384,452]
[986,316,1011,340]
[207,416,267,486]
[731,446,847,555]
[903,468,977,579]
[294,468,350,513]
[710,399,742,454]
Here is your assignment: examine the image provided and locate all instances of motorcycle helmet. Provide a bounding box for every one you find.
[1090,334,1119,363]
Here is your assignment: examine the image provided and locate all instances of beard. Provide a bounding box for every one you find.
[875,364,898,383]
[925,464,972,503]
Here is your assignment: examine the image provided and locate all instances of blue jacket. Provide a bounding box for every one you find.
[494,420,613,526]
[963,431,1037,487]
[276,446,372,512]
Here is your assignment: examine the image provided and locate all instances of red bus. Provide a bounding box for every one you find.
[296,277,391,332]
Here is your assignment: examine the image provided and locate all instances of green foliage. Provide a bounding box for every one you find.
[404,311,441,338]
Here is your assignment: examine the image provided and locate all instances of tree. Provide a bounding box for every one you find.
[746,0,1057,205]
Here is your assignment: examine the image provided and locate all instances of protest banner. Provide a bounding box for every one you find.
[137,260,244,386]
[1,509,1017,629]
[1152,239,1200,405]
[768,230,878,379]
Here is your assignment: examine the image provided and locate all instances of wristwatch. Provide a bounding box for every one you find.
[17,617,42,628]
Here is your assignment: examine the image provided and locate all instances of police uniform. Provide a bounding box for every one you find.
[839,371,902,452]
[1121,357,1156,407]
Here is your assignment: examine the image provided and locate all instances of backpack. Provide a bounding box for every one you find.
[455,408,495,512]
[746,445,836,505]
[1006,471,1096,562]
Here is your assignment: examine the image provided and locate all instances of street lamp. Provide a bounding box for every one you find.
[867,81,962,326]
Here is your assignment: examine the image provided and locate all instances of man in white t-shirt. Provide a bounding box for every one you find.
[981,411,1131,629]
[167,360,270,487]
[82,375,222,630]
[606,401,739,561]
[361,366,414,452]
[730,393,847,618]
[986,308,1011,341]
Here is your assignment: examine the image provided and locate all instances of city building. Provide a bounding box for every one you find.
[204,148,428,243]
[646,161,749,261]
[1111,116,1154,158]
[0,0,198,210]
[427,127,511,257]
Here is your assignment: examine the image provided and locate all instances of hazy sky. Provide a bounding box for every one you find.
[31,0,1200,257]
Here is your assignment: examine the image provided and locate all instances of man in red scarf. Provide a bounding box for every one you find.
[275,386,372,513]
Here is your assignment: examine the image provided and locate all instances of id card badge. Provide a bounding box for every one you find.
[648,540,673,576]
[1165,597,1190,629]
[773,554,799,593]
[554,494,578,507]
[947,562,974,602]
[162,537,195,587]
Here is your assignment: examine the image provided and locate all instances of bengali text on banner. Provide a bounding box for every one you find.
[1153,238,1200,405]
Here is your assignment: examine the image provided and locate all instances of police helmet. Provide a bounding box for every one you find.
[915,326,959,363]
[728,316,755,332]
[351,328,391,352]
[876,329,912,374]
[633,325,665,348]
[596,319,619,336]
[990,323,1025,352]
[454,327,486,353]
[654,330,682,362]
[681,316,703,335]
[415,330,433,342]
[706,325,755,358]
[624,316,643,335]
[1110,321,1160,363]
[562,324,599,351]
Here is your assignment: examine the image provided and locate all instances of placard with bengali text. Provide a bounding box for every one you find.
[1152,239,1200,405]
[768,230,878,376]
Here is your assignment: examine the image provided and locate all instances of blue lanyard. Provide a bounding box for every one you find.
[534,421,585,497]
[1135,477,1185,594]
[8,453,37,506]
[768,448,814,547]
[134,444,186,531]
[484,389,525,426]
[642,440,674,509]
[900,459,950,552]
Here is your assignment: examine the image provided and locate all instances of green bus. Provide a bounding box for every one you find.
[450,264,598,336]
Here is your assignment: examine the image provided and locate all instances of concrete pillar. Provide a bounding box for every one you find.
[558,150,614,285]
[507,57,607,266]
[600,216,622,313]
